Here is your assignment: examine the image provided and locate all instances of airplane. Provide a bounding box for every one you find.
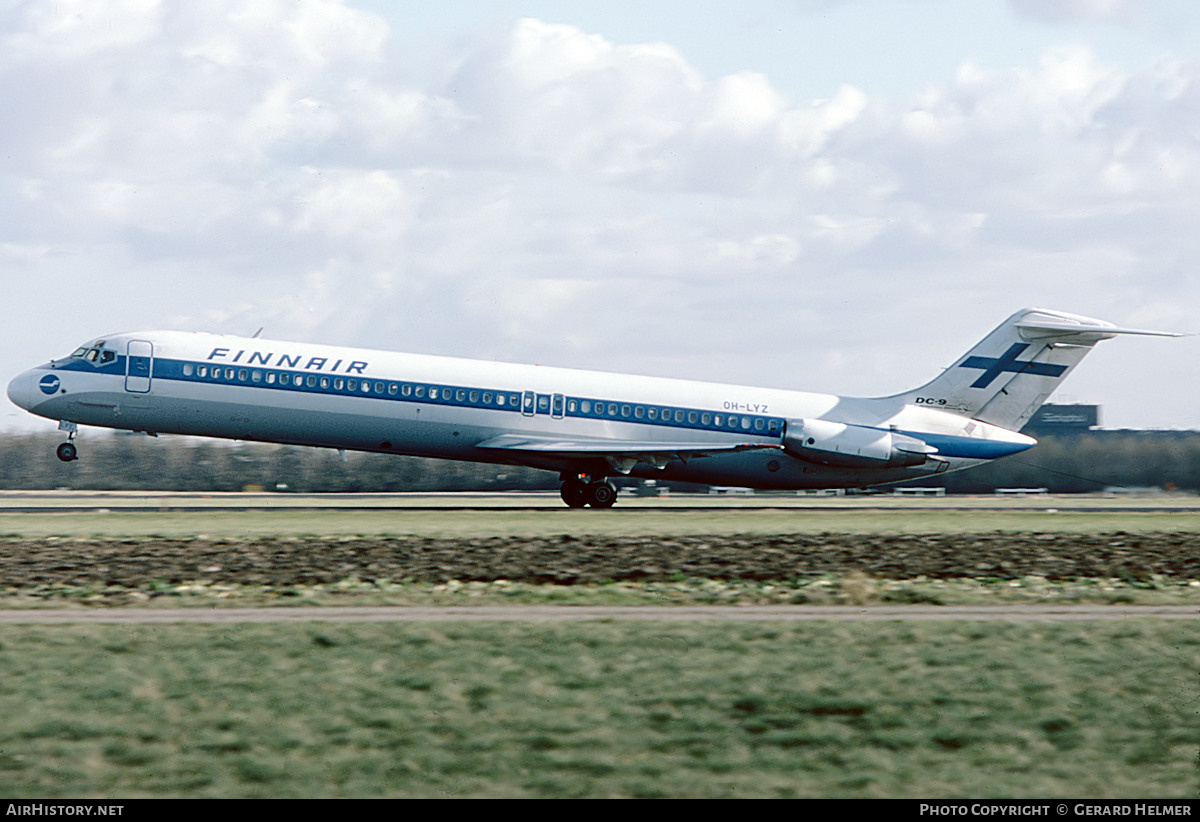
[5,308,1180,507]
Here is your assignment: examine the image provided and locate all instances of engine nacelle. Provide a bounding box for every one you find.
[782,418,937,469]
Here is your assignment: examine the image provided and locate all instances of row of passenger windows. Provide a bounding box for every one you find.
[569,399,777,432]
[177,362,778,433]
[181,363,524,406]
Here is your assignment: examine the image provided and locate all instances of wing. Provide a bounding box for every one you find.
[475,433,780,474]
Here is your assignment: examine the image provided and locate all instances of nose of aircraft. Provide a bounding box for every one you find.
[6,370,40,411]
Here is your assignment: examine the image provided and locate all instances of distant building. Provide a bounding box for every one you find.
[1021,404,1099,436]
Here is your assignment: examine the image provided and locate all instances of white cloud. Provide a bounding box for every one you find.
[2,2,1199,432]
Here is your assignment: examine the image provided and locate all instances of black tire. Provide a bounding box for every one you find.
[587,480,617,508]
[56,442,78,462]
[560,478,589,508]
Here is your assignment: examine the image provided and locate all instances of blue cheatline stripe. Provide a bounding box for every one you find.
[959,343,1067,389]
[108,356,786,440]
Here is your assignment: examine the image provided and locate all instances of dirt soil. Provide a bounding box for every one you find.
[0,533,1197,589]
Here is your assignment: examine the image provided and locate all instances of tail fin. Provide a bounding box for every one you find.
[893,308,1180,431]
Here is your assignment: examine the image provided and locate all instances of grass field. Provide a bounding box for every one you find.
[0,495,1197,798]
[2,497,1200,539]
[0,621,1197,798]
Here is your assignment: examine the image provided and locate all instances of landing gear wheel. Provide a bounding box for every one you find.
[56,442,78,462]
[560,478,589,508]
[586,480,617,509]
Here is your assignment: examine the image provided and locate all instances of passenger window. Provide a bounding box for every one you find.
[634,406,644,418]
[482,392,493,404]
[415,385,425,398]
[238,369,248,381]
[701,413,712,425]
[320,377,330,389]
[469,391,479,403]
[183,364,194,377]
[687,411,698,424]
[580,400,590,413]
[252,370,263,383]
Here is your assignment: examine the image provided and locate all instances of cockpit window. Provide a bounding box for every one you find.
[70,341,115,365]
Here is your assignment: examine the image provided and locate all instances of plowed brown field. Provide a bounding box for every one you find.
[2,533,1197,589]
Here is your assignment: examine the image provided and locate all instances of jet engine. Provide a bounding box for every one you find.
[782,418,938,469]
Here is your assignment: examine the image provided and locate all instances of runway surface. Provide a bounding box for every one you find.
[2,490,1199,513]
[0,605,1195,623]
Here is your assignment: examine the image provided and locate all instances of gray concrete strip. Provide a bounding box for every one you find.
[0,605,1195,623]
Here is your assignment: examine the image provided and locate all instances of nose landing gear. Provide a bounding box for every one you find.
[56,421,79,462]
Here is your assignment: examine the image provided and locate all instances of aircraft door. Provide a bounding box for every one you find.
[125,340,153,393]
[522,390,535,416]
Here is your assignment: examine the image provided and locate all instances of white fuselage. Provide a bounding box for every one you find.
[7,330,1035,490]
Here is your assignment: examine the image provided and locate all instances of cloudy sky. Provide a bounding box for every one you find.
[3,0,1198,433]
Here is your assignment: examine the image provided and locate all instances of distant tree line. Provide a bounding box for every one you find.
[0,432,558,493]
[924,430,1200,494]
[0,430,1197,493]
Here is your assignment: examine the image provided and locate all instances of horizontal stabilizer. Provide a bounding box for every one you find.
[1015,316,1186,344]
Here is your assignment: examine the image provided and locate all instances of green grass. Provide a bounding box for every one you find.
[2,507,1200,538]
[0,621,1196,798]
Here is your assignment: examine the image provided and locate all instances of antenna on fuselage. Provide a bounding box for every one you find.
[252,328,264,339]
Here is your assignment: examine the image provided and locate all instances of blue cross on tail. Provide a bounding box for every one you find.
[960,343,1068,389]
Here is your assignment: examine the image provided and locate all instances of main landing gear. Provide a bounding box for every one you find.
[56,421,79,462]
[560,474,618,508]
